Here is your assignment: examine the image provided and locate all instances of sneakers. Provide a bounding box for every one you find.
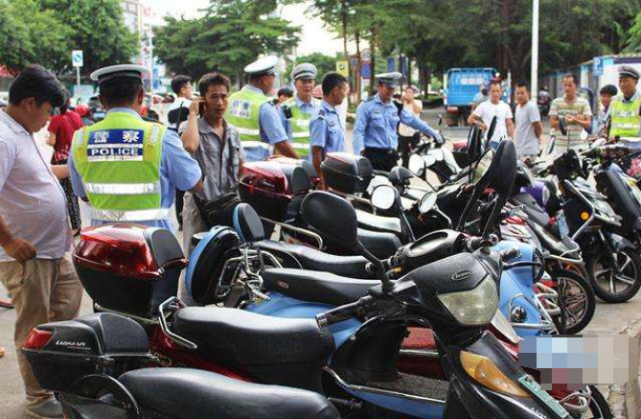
[26,397,63,419]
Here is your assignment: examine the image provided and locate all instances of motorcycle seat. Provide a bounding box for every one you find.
[256,240,374,279]
[262,268,379,306]
[173,307,334,367]
[356,209,403,234]
[119,368,340,419]
[512,193,551,226]
[356,227,403,259]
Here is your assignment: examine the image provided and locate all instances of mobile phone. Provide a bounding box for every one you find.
[198,101,206,116]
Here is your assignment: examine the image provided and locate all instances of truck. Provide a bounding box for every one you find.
[443,67,498,127]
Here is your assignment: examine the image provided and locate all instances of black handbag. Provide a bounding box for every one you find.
[192,131,241,228]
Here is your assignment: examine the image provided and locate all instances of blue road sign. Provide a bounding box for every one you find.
[593,57,604,76]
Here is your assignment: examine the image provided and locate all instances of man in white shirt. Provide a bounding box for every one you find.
[0,65,83,419]
[468,80,515,148]
[513,81,543,162]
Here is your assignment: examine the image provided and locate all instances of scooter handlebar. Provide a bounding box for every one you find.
[316,296,373,328]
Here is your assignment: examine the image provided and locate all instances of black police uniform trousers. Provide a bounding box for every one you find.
[363,147,399,172]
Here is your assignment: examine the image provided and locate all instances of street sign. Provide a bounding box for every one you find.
[72,50,83,68]
[336,60,349,77]
[387,57,395,72]
[593,57,604,76]
[360,63,371,79]
[360,49,371,62]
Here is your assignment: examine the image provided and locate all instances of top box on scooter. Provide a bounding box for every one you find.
[238,160,314,222]
[73,224,187,318]
[321,152,373,194]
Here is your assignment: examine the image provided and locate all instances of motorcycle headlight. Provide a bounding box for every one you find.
[438,277,498,326]
[460,350,531,397]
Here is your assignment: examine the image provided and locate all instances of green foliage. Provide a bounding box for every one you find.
[155,0,300,83]
[0,0,136,75]
[39,0,138,75]
[0,0,73,74]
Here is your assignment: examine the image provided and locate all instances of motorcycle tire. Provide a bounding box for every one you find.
[587,249,641,303]
[550,269,595,335]
[585,386,613,419]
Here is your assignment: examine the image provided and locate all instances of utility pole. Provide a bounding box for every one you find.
[531,0,539,100]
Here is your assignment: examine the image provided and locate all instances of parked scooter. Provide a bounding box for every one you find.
[540,135,641,303]
[23,201,572,418]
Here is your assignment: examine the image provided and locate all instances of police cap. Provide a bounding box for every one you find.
[90,64,148,88]
[375,72,403,87]
[618,65,640,81]
[291,63,318,81]
[244,56,279,76]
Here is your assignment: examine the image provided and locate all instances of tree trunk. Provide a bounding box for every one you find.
[369,26,378,97]
[356,30,362,103]
[341,0,349,62]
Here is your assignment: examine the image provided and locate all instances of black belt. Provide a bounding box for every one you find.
[364,147,396,156]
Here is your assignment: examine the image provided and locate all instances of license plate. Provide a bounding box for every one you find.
[518,375,569,418]
[556,213,569,239]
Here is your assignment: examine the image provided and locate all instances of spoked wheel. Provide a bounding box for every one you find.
[583,386,613,419]
[588,249,641,303]
[550,270,595,335]
[0,281,13,309]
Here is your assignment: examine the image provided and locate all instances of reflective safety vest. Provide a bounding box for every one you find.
[282,97,320,158]
[225,86,271,151]
[610,94,641,140]
[72,111,167,222]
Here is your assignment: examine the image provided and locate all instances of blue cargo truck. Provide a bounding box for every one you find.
[443,67,497,126]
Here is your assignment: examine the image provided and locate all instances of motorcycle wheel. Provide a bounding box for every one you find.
[583,386,612,419]
[550,269,595,335]
[587,249,641,303]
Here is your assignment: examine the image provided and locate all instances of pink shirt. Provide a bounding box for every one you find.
[0,110,72,261]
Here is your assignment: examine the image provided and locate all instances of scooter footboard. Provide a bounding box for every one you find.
[59,374,142,419]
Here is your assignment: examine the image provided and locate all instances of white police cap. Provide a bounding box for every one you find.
[90,64,148,87]
[618,65,640,81]
[244,56,279,76]
[376,72,403,87]
[291,63,318,80]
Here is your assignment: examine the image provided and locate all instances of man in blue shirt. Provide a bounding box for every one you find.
[69,65,203,233]
[353,72,442,171]
[310,72,349,182]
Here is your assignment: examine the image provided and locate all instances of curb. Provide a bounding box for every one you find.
[607,313,641,418]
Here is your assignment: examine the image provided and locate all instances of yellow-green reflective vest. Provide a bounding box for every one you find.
[225,86,271,151]
[610,95,641,139]
[283,97,319,158]
[71,111,166,222]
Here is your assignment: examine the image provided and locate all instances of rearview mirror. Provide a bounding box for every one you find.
[486,116,498,141]
[409,154,426,177]
[470,148,495,184]
[301,192,358,246]
[370,184,398,211]
[418,190,437,213]
[488,140,517,196]
[545,137,556,155]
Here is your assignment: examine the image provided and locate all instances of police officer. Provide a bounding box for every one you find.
[310,72,349,183]
[353,72,442,171]
[280,63,320,160]
[225,56,298,161]
[69,64,203,232]
[608,65,641,147]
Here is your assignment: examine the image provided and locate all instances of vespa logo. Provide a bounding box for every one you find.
[451,270,473,282]
[55,340,87,349]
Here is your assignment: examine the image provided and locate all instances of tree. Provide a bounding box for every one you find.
[38,0,138,75]
[155,0,300,84]
[0,0,73,74]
